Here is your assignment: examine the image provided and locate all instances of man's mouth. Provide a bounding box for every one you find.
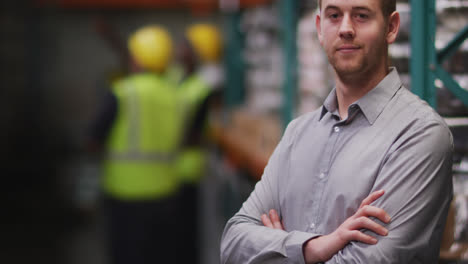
[336,45,361,53]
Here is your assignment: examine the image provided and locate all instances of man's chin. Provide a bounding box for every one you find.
[333,65,362,76]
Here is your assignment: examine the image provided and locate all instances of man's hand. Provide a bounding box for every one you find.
[304,190,391,263]
[261,209,284,230]
[261,190,391,264]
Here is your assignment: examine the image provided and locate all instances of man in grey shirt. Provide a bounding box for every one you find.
[220,0,454,263]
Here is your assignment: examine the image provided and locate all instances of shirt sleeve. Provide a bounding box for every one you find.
[326,120,454,264]
[220,119,319,264]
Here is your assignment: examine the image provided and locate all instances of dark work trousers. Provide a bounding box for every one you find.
[104,194,181,264]
[178,184,199,264]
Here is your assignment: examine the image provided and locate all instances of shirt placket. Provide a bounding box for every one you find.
[309,118,343,232]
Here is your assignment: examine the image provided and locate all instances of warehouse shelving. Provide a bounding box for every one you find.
[411,0,468,108]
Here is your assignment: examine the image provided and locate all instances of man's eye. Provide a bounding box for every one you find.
[357,14,369,19]
[329,13,339,19]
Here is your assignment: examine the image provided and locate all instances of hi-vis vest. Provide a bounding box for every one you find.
[103,73,183,200]
[176,74,211,184]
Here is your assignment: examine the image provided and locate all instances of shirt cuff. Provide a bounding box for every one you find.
[285,231,320,264]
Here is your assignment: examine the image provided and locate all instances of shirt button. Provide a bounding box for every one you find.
[319,172,325,179]
[310,223,316,229]
[334,126,340,133]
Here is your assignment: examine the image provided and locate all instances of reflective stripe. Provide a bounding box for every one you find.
[108,151,177,163]
[124,81,140,153]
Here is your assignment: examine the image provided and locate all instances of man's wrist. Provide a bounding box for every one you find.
[303,236,325,264]
[303,233,345,264]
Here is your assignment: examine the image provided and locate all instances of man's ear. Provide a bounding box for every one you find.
[316,13,323,44]
[386,11,400,44]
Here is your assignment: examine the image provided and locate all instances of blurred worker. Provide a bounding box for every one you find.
[89,25,183,264]
[174,23,224,264]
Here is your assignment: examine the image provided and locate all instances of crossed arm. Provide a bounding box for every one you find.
[262,190,390,263]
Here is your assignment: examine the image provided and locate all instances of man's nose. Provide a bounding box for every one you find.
[339,15,355,39]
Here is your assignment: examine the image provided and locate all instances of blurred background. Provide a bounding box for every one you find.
[1,0,468,263]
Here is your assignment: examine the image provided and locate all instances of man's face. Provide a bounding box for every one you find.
[316,0,393,77]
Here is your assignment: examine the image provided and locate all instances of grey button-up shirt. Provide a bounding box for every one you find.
[220,68,454,264]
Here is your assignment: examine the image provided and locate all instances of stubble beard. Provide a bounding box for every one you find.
[328,39,388,81]
[328,50,368,78]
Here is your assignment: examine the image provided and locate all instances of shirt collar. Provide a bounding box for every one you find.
[321,88,339,120]
[320,67,402,124]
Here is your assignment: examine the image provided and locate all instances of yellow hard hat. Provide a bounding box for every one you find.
[128,25,172,72]
[186,23,222,63]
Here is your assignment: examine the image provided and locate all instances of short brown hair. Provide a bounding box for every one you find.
[318,0,396,17]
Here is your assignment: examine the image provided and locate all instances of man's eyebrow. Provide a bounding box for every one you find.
[323,5,340,12]
[323,5,374,13]
[352,6,373,12]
